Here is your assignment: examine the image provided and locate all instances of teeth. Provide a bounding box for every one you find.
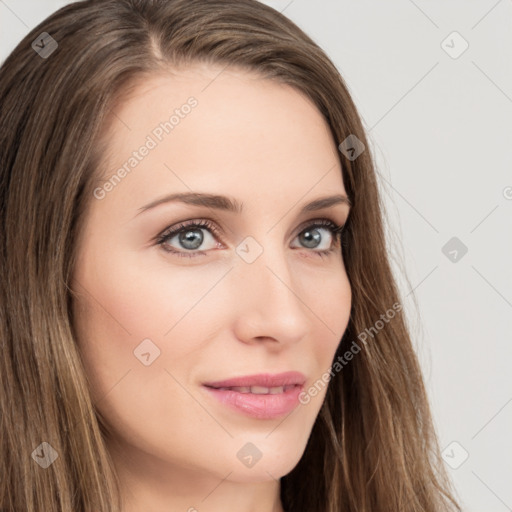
[216,385,288,394]
[250,385,270,394]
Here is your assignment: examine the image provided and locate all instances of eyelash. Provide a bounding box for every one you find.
[155,218,347,259]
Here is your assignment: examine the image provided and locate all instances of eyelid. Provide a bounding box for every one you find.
[154,216,345,257]
[155,218,220,239]
[156,216,343,241]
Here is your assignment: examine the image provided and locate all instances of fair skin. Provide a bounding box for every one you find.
[71,63,351,512]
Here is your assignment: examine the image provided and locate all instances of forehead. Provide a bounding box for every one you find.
[98,63,346,206]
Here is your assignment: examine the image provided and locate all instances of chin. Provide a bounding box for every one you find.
[220,431,309,483]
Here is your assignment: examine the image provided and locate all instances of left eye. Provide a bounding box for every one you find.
[156,219,343,258]
[292,224,337,251]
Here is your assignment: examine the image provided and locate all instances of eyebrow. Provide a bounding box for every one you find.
[136,191,351,217]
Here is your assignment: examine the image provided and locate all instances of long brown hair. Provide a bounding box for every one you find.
[0,1,461,510]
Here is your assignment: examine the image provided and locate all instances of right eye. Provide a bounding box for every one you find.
[155,219,223,258]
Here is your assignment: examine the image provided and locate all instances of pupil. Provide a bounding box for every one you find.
[179,229,203,250]
[301,229,321,248]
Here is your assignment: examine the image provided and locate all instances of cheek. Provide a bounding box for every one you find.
[298,267,351,405]
[71,246,235,398]
[71,251,235,463]
[305,266,351,351]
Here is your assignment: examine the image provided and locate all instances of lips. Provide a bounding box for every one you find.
[202,371,306,390]
[201,371,306,419]
[211,385,297,394]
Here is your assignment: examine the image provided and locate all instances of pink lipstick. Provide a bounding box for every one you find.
[202,371,306,419]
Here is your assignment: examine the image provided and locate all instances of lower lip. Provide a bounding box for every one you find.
[202,385,303,419]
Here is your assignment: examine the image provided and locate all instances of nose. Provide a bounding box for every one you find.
[231,240,311,347]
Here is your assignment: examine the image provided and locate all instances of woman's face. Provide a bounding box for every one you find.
[71,63,351,506]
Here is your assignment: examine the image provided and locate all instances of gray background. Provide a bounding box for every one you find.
[1,1,511,510]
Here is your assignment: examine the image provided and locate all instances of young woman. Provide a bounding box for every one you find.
[0,1,461,511]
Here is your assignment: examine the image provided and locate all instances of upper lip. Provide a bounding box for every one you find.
[203,371,306,389]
